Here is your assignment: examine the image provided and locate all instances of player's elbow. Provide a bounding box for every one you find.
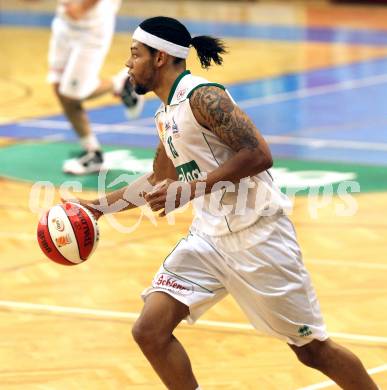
[263,153,273,170]
[251,150,273,174]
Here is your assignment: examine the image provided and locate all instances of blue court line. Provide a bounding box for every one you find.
[227,57,387,102]
[1,58,387,165]
[2,10,387,45]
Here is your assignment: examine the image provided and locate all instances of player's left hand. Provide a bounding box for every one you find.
[144,179,194,217]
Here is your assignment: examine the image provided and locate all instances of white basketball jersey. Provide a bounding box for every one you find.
[155,71,291,237]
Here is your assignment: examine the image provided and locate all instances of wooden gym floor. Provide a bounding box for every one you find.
[0,1,386,389]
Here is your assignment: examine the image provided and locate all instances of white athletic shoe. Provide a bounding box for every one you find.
[112,69,144,119]
[62,150,104,175]
[112,68,129,94]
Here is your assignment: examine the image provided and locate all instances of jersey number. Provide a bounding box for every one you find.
[167,136,179,158]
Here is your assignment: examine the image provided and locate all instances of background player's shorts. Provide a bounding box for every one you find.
[47,17,114,100]
[142,214,328,347]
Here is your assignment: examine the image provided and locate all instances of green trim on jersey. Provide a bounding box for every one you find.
[187,82,226,99]
[162,237,214,293]
[167,70,191,105]
[202,132,233,233]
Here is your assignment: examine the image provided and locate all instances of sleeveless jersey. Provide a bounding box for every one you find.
[155,70,291,237]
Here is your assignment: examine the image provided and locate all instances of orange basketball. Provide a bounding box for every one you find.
[37,202,99,266]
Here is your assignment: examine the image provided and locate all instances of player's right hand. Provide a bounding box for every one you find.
[61,197,103,220]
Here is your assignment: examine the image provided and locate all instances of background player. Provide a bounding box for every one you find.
[48,0,144,175]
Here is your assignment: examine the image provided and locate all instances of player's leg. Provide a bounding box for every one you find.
[57,45,143,173]
[84,78,115,100]
[289,339,378,389]
[54,87,103,174]
[53,83,94,140]
[57,36,112,174]
[47,20,105,174]
[47,19,96,141]
[80,70,145,120]
[212,213,378,389]
[138,234,227,389]
[132,292,198,390]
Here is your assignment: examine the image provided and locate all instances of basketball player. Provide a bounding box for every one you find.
[48,0,144,175]
[75,16,378,390]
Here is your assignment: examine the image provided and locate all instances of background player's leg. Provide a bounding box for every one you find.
[53,83,94,141]
[53,82,103,174]
[85,79,114,100]
[289,339,378,389]
[55,41,113,174]
[132,292,199,390]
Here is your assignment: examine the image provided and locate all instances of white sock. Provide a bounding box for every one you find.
[111,68,129,94]
[80,134,100,152]
[196,387,202,390]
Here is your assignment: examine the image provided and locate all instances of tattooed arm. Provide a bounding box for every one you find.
[144,88,272,216]
[188,85,273,192]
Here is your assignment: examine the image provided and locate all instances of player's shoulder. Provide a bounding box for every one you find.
[171,72,226,105]
[187,82,227,103]
[188,82,236,126]
[187,81,226,101]
[185,74,225,100]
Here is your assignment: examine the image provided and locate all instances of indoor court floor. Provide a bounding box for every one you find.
[0,0,386,389]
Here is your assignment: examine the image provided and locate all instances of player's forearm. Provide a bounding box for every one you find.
[191,149,272,195]
[89,173,154,217]
[89,186,135,215]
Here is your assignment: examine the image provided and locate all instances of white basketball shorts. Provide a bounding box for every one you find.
[47,17,115,100]
[142,214,328,347]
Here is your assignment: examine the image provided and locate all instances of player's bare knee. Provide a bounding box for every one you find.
[52,83,60,97]
[59,94,82,111]
[132,318,169,351]
[52,83,65,102]
[53,86,81,107]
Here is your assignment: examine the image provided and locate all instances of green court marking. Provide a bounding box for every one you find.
[0,142,386,194]
[273,159,387,194]
[0,142,154,191]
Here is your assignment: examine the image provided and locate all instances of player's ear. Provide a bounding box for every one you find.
[154,51,168,68]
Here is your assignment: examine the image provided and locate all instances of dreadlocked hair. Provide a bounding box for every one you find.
[137,16,227,69]
[191,36,227,69]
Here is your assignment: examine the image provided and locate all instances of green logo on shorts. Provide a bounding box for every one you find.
[298,325,312,337]
[176,160,202,182]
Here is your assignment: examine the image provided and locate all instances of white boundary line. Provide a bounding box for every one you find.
[265,135,387,152]
[238,72,387,108]
[14,120,387,152]
[0,300,386,345]
[18,119,156,135]
[296,364,387,390]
